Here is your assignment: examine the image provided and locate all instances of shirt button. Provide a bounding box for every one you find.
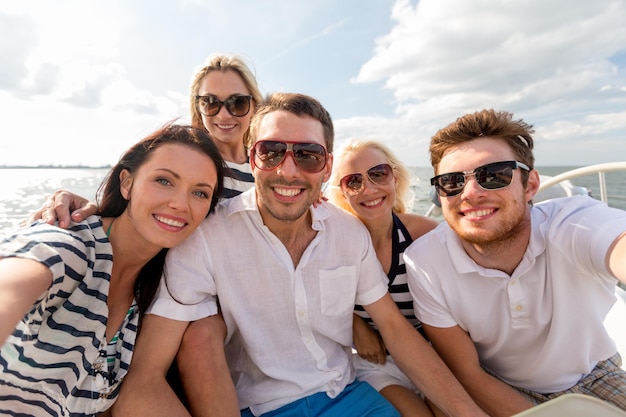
[514,305,523,311]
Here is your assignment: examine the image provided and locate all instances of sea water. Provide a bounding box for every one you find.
[1,166,625,239]
[0,168,109,239]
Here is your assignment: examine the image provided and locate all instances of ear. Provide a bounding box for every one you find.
[119,169,132,200]
[249,147,256,171]
[322,153,333,183]
[525,168,541,202]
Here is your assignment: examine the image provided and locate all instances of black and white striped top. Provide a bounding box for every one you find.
[355,213,421,331]
[0,216,138,417]
[222,159,255,199]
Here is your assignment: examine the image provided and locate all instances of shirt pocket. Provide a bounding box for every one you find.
[319,266,357,316]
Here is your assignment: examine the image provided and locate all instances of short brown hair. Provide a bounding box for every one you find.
[430,109,535,185]
[249,92,334,152]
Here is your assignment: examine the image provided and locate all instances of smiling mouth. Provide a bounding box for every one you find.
[216,123,236,130]
[362,197,383,207]
[462,208,495,218]
[154,215,186,228]
[274,187,302,197]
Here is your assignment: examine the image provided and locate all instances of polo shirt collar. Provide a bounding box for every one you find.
[443,210,547,277]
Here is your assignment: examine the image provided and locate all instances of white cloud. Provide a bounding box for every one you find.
[347,0,626,165]
[0,0,624,169]
[0,1,188,167]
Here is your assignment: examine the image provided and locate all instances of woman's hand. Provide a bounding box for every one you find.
[352,313,387,364]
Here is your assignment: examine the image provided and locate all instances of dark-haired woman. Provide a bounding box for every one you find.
[0,123,225,417]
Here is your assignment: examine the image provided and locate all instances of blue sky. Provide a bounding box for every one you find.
[1,0,625,168]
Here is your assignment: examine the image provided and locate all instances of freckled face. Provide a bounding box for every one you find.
[120,143,218,249]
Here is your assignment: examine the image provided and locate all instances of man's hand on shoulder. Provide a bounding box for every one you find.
[25,190,97,229]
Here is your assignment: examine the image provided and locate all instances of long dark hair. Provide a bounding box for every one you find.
[96,121,226,322]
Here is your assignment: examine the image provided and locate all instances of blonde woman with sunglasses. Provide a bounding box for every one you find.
[327,139,440,417]
[189,53,264,198]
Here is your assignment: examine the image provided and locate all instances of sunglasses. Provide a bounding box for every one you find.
[252,140,328,173]
[431,160,530,197]
[339,164,394,196]
[196,94,252,117]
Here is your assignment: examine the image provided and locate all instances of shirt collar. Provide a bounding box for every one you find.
[225,187,331,232]
[443,211,546,278]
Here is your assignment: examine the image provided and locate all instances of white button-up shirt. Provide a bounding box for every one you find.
[148,189,388,414]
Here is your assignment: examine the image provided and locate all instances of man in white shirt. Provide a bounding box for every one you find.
[109,93,487,417]
[405,109,626,417]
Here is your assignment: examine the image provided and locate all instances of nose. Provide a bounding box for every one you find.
[360,176,378,194]
[168,189,191,212]
[275,151,300,177]
[215,103,231,118]
[459,173,485,199]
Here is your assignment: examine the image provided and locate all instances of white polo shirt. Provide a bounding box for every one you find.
[405,195,626,393]
[148,189,388,415]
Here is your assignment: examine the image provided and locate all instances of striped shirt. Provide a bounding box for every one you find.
[0,216,138,417]
[222,159,255,199]
[355,213,421,331]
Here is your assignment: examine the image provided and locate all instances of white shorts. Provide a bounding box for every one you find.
[352,353,423,396]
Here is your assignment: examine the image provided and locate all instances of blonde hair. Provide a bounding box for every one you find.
[189,53,263,149]
[327,138,414,215]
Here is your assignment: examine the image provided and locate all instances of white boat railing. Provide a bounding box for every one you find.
[537,161,626,205]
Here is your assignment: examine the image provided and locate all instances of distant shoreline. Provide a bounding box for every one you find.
[0,165,111,169]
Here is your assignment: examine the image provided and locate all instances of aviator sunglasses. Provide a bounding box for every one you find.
[252,140,328,173]
[196,94,252,117]
[431,160,530,197]
[340,163,394,196]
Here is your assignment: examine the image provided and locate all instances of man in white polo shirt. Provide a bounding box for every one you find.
[405,109,626,416]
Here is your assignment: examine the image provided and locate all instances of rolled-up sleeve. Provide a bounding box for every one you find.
[146,220,219,321]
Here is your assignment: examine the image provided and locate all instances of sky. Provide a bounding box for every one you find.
[1,0,625,169]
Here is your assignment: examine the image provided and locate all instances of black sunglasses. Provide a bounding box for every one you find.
[196,94,252,117]
[431,160,530,197]
[339,164,394,196]
[252,140,328,173]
